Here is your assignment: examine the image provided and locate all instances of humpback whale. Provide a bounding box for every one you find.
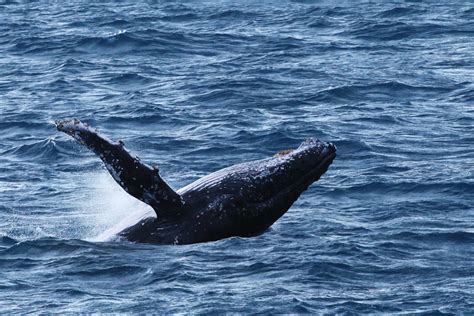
[55,119,336,245]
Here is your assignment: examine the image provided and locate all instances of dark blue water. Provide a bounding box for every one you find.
[1,0,473,313]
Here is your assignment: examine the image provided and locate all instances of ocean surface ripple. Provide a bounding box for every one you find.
[0,0,473,313]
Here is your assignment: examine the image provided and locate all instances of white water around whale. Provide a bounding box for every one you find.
[79,171,154,242]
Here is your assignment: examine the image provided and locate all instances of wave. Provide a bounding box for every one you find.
[75,31,152,54]
[75,30,218,56]
[207,9,261,20]
[189,89,243,103]
[331,139,373,156]
[104,113,166,124]
[0,238,102,260]
[393,231,474,244]
[0,236,17,248]
[64,265,149,279]
[103,73,155,91]
[161,13,199,23]
[346,21,474,41]
[2,138,85,162]
[0,121,46,133]
[303,6,352,17]
[376,7,425,18]
[330,181,474,197]
[98,19,131,27]
[448,85,474,102]
[8,35,69,55]
[308,81,454,103]
[461,7,474,18]
[307,17,332,28]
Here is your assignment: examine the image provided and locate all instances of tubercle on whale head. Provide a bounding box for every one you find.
[276,138,336,166]
[263,138,336,194]
[296,137,337,153]
[273,138,337,159]
[292,138,337,168]
[274,149,294,157]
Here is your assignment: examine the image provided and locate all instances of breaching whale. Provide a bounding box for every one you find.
[55,119,336,245]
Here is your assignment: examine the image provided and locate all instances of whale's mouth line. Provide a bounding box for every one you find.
[296,149,336,190]
[259,148,336,214]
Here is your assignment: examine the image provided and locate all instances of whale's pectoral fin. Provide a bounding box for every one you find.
[55,119,183,216]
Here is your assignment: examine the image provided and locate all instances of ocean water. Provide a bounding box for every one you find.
[1,0,473,313]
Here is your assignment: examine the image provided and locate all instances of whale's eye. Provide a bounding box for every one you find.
[274,149,294,157]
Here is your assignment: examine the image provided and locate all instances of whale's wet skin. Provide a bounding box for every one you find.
[56,119,336,244]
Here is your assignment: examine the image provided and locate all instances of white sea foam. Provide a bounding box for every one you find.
[78,171,154,242]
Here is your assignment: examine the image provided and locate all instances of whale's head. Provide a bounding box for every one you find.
[179,138,336,239]
[257,137,336,201]
[237,137,336,233]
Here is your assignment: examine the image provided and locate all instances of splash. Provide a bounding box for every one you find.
[79,171,154,242]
